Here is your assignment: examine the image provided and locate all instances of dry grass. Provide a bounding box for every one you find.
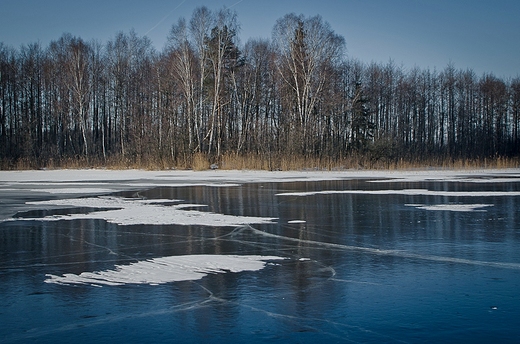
[233,154,520,171]
[220,153,271,170]
[375,157,520,170]
[2,154,518,171]
[191,153,210,171]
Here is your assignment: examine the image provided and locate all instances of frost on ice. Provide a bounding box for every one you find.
[45,255,287,286]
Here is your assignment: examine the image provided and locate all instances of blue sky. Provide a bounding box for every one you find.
[1,0,519,78]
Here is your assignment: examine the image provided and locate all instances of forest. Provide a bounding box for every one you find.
[1,7,519,170]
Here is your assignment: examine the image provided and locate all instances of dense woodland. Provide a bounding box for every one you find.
[1,7,519,169]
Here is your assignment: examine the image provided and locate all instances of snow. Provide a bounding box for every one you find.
[29,188,115,194]
[405,203,494,212]
[1,168,518,221]
[45,254,287,286]
[14,196,276,227]
[2,167,519,185]
[369,176,520,183]
[276,189,520,197]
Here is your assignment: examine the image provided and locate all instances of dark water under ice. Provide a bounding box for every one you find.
[1,178,520,343]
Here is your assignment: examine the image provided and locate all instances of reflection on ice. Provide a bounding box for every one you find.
[16,196,276,227]
[45,254,286,286]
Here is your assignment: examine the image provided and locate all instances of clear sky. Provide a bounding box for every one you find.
[1,0,519,78]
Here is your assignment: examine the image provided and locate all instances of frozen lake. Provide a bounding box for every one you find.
[1,169,520,343]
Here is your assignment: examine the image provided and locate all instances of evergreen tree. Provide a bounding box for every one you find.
[350,82,375,151]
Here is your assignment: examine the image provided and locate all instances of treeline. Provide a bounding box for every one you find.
[1,7,519,169]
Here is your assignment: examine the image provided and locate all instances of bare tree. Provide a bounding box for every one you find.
[167,18,197,153]
[479,74,508,156]
[272,14,345,155]
[0,43,14,160]
[511,78,520,152]
[190,6,213,153]
[66,36,92,160]
[204,8,240,158]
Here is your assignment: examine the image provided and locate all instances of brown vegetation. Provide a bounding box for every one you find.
[2,152,517,172]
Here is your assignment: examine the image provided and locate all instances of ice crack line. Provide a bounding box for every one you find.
[243,225,520,270]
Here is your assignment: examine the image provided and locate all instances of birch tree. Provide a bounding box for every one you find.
[190,6,213,153]
[66,36,92,160]
[167,18,197,153]
[272,14,345,155]
[204,8,240,157]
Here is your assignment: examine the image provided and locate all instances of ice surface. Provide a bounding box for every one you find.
[2,168,520,343]
[45,254,287,286]
[17,196,276,227]
[242,226,520,270]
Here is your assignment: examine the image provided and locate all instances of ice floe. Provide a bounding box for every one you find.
[45,254,286,286]
[16,196,276,227]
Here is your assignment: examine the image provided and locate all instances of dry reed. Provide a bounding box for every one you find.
[1,154,518,171]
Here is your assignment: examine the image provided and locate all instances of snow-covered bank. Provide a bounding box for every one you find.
[2,167,520,184]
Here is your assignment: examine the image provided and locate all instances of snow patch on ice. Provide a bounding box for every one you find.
[45,254,286,286]
[0,188,115,194]
[31,188,115,194]
[405,203,494,212]
[127,182,242,188]
[277,189,520,197]
[19,196,276,227]
[370,177,520,184]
